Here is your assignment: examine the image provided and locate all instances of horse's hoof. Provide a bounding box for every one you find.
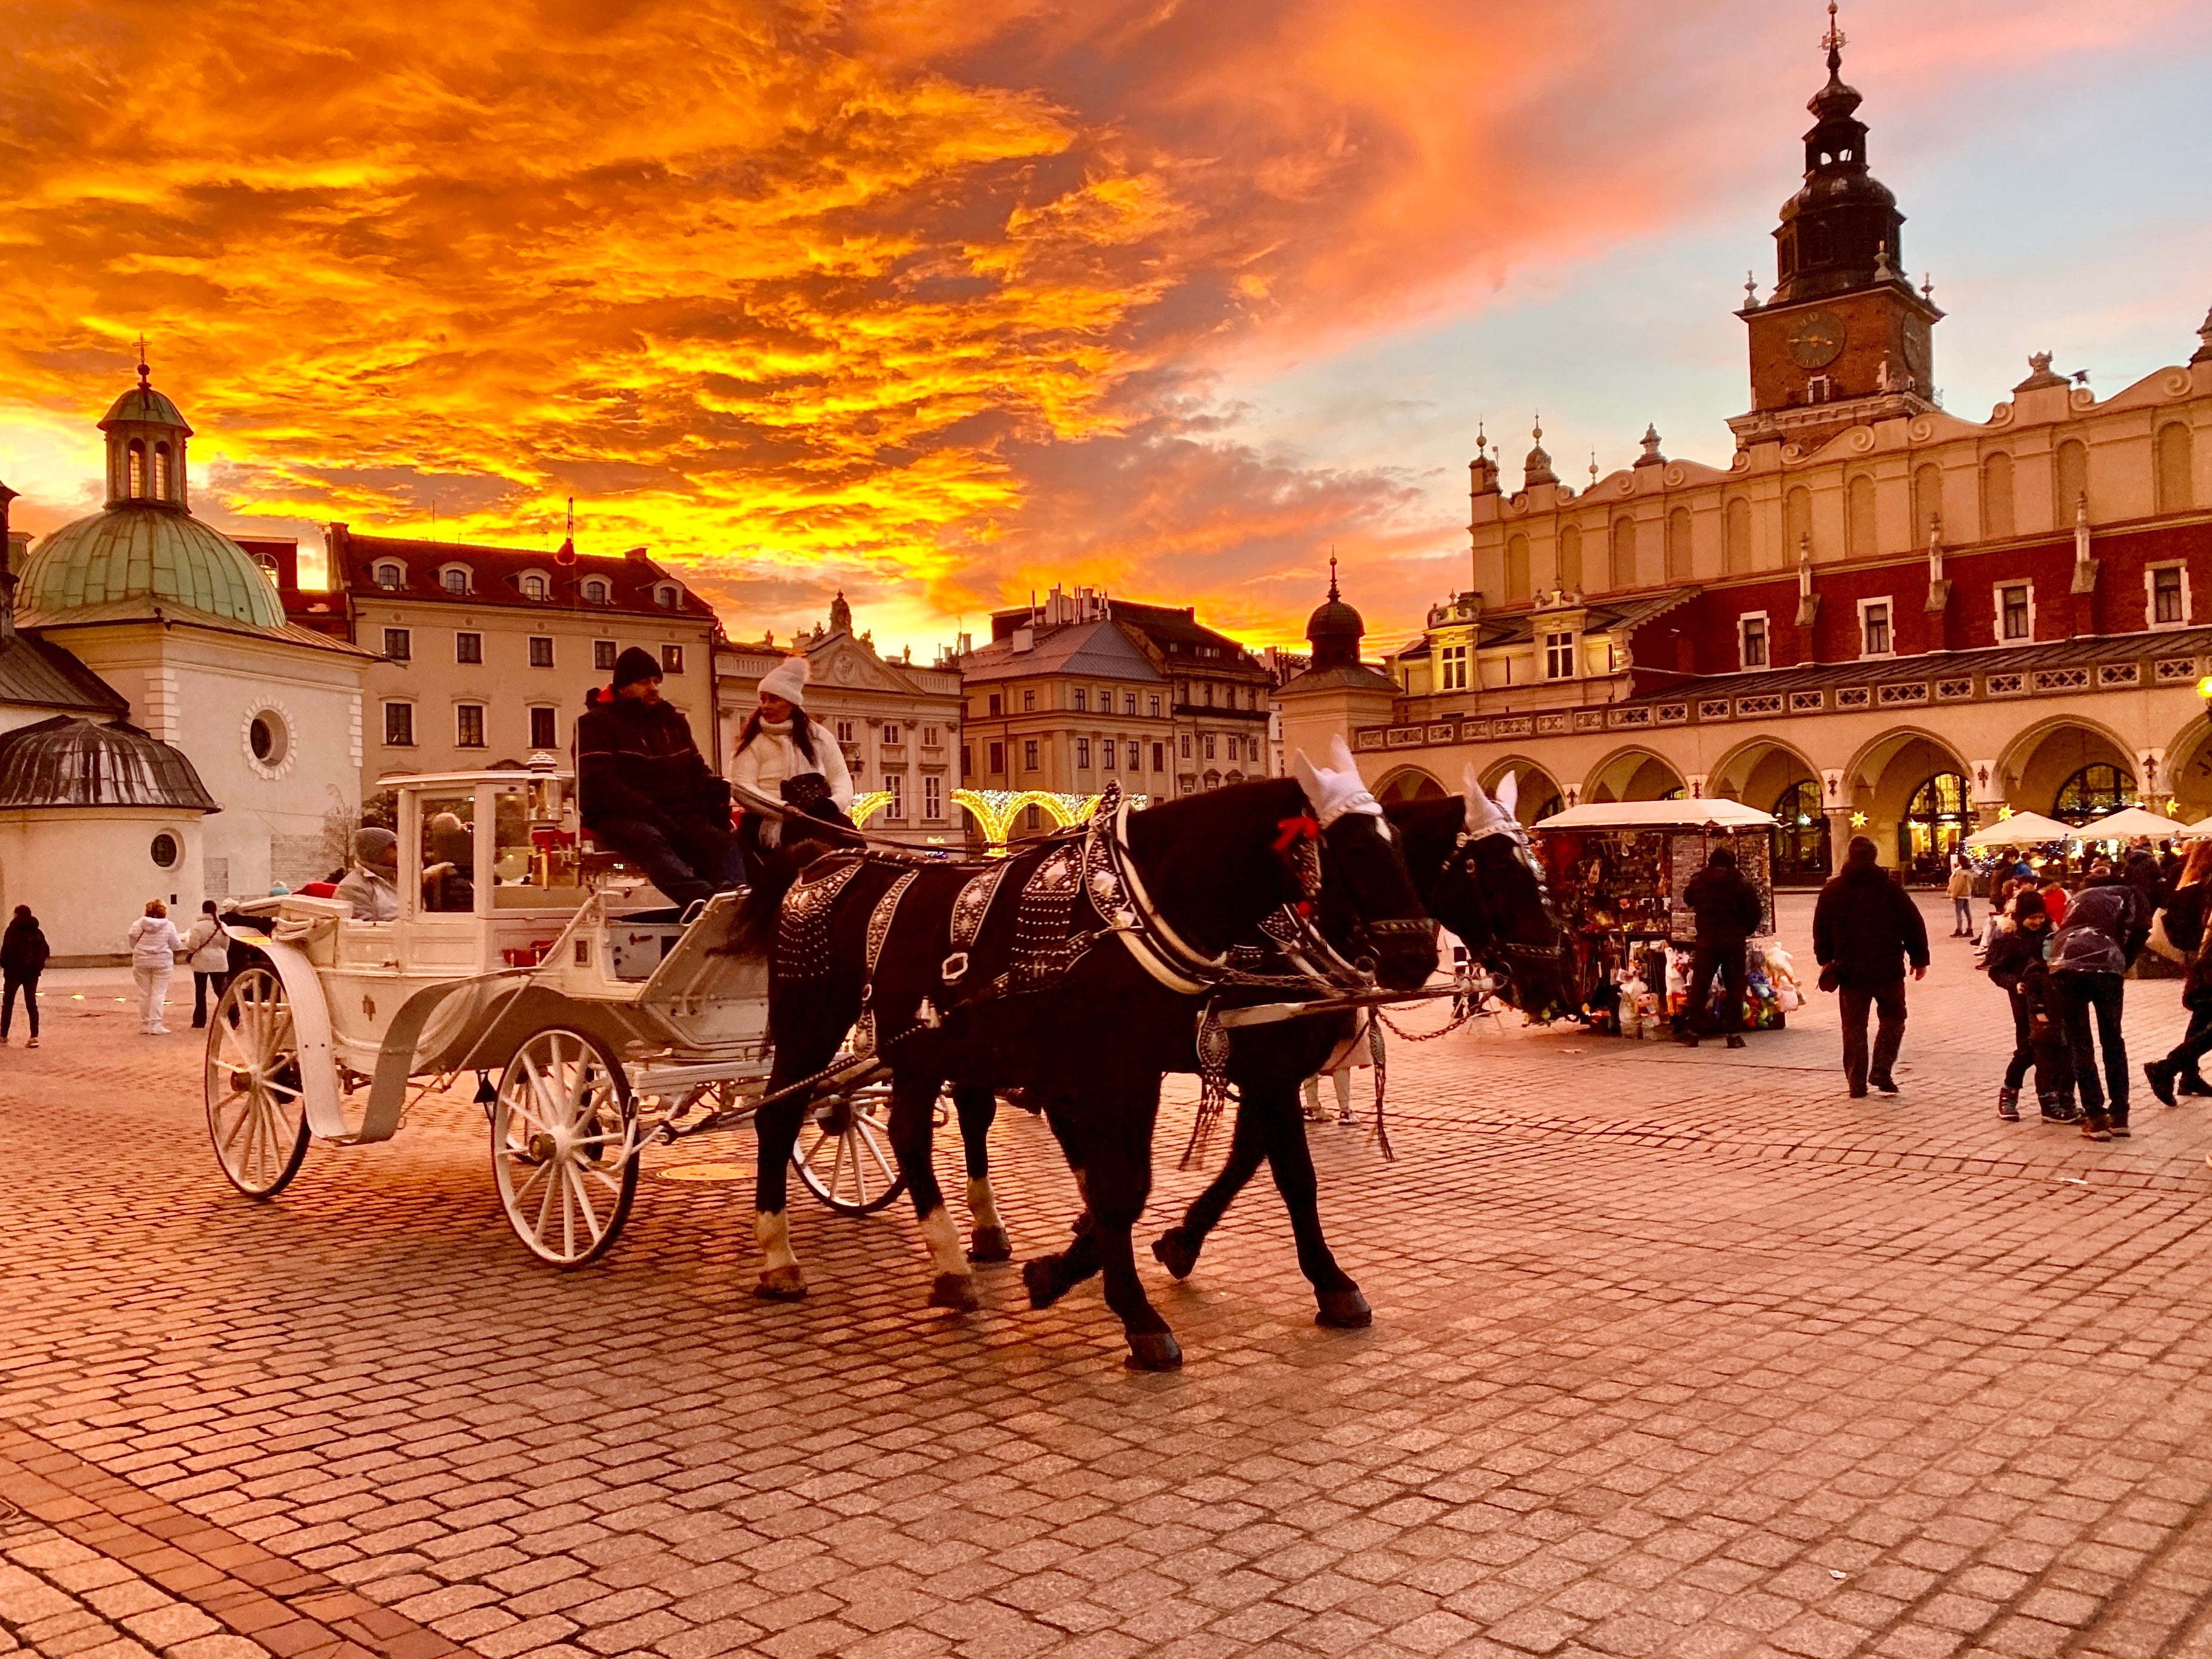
[929,1272,981,1312]
[969,1226,1012,1263]
[1151,1226,1200,1281]
[1315,1288,1372,1328]
[1123,1331,1184,1371]
[753,1267,808,1301]
[1022,1257,1068,1311]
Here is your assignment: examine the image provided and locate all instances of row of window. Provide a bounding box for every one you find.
[372,561,684,608]
[384,702,563,750]
[1733,565,2193,669]
[829,721,942,748]
[975,684,1269,717]
[975,731,1264,775]
[1502,425,2201,601]
[869,773,945,823]
[382,629,683,674]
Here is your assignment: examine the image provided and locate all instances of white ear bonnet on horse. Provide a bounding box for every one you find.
[1293,736,1384,828]
[1462,764,1516,838]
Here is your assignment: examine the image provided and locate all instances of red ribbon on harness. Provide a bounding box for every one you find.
[1273,813,1321,853]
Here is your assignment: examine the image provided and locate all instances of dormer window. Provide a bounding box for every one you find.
[1543,631,1577,681]
[583,578,609,604]
[440,565,470,595]
[522,573,547,600]
[1439,642,1469,691]
[655,583,678,609]
[374,563,405,589]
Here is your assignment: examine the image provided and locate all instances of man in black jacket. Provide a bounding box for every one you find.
[1813,835,1930,1098]
[1677,846,1764,1049]
[577,648,741,907]
[2048,861,2151,1140]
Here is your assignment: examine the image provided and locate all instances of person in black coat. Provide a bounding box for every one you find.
[1676,846,1764,1049]
[2,905,51,1047]
[1983,889,2070,1122]
[2146,843,2212,1106]
[1812,835,1930,1098]
[2047,860,2152,1140]
[576,648,742,908]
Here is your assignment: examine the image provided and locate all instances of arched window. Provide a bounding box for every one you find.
[583,578,609,603]
[1981,451,2014,540]
[152,443,172,500]
[1557,524,1583,592]
[1784,486,1813,561]
[1504,534,1531,602]
[657,584,678,608]
[1772,778,1830,884]
[1899,772,1970,874]
[1911,463,1943,544]
[522,573,546,600]
[1609,516,1638,589]
[1665,508,1692,581]
[2157,422,2195,514]
[2053,763,2135,827]
[375,563,403,589]
[126,440,145,498]
[1846,473,1877,557]
[1723,497,1752,574]
[442,567,469,594]
[2055,438,2089,524]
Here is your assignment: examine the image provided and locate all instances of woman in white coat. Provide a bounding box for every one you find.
[727,656,854,855]
[126,900,185,1035]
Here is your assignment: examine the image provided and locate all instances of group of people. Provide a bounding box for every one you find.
[124,900,234,1035]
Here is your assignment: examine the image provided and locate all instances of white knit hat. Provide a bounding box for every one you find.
[757,655,810,708]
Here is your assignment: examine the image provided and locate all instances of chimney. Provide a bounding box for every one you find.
[1012,626,1034,653]
[0,479,18,641]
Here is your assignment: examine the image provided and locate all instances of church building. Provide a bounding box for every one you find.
[1280,10,2212,884]
[0,364,372,957]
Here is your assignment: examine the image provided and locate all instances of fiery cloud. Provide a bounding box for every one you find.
[5,0,2164,650]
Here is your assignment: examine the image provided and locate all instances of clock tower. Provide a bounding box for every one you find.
[1730,5,1943,450]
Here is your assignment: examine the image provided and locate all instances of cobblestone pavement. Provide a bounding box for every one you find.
[4,893,2212,1659]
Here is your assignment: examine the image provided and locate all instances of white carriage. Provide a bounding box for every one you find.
[203,766,902,1264]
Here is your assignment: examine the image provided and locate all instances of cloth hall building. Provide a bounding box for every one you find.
[1279,19,2212,884]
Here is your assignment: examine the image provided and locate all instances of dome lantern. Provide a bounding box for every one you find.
[1304,552,1366,670]
[99,348,194,511]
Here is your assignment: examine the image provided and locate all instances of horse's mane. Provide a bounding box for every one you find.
[1123,777,1310,956]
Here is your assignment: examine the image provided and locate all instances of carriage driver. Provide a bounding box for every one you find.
[576,647,745,908]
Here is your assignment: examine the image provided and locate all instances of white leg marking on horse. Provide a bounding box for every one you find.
[967,1177,1004,1234]
[918,1204,968,1275]
[755,1209,798,1271]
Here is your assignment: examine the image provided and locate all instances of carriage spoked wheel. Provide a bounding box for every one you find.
[491,1027,641,1266]
[792,1084,908,1216]
[205,966,313,1199]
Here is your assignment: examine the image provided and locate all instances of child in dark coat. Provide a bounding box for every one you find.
[1984,889,2071,1122]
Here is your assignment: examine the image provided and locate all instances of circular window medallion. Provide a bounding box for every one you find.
[150,831,180,870]
[241,700,299,780]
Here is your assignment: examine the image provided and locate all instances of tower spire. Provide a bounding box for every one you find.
[1822,0,1845,76]
[1327,546,1339,601]
[136,334,149,388]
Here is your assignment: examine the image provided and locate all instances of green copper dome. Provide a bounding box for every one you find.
[100,382,192,433]
[19,503,286,630]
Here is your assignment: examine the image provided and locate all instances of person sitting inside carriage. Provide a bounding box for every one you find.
[577,647,744,909]
[727,655,855,864]
[333,828,400,921]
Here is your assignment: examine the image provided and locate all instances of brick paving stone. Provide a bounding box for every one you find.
[7,902,2212,1657]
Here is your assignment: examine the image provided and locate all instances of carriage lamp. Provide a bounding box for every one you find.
[2199,675,2212,716]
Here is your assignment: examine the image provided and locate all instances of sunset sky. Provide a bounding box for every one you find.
[3,0,2208,659]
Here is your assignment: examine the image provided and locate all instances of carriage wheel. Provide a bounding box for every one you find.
[792,1085,908,1216]
[205,966,312,1199]
[492,1027,640,1267]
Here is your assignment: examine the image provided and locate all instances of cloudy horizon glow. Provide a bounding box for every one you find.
[3,0,2207,659]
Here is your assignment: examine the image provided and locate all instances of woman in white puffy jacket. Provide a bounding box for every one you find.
[727,655,854,851]
[125,900,185,1036]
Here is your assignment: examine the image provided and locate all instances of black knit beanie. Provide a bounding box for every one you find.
[612,647,662,690]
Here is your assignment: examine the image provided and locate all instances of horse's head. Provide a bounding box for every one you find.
[1289,737,1439,991]
[1394,767,1575,1020]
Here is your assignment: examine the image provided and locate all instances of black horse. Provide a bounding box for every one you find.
[1148,770,1574,1287]
[750,763,1438,1369]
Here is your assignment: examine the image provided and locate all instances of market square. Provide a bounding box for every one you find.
[6,888,2212,1659]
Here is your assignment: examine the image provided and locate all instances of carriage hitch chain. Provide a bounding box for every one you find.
[650,1052,892,1144]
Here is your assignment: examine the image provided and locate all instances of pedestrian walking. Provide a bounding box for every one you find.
[2040,873,2070,930]
[1812,837,1929,1098]
[1,904,50,1048]
[1984,889,2072,1122]
[182,900,231,1027]
[126,900,184,1036]
[2048,859,2152,1141]
[1677,846,1764,1049]
[2145,841,2212,1106]
[1946,853,1974,938]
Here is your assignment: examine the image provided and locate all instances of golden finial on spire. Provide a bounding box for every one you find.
[136,333,149,387]
[1822,0,1846,71]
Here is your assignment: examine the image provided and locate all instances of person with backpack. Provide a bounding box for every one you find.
[1812,837,1930,1098]
[1,905,50,1048]
[1677,846,1766,1049]
[1984,889,2071,1122]
[2047,859,2152,1140]
[182,899,232,1027]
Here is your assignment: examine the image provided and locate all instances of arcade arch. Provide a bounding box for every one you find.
[1374,766,1448,805]
[1476,757,1563,824]
[1845,728,1972,877]
[1997,718,2137,825]
[1709,738,1826,883]
[1584,748,1685,804]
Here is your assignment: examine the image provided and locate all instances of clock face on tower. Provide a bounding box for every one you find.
[1788,311,1847,369]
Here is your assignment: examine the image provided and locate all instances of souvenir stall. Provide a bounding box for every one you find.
[1531,799,1798,1039]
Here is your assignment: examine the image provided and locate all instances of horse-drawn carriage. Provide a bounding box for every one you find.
[204,766,900,1265]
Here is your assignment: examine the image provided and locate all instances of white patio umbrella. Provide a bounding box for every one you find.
[1961,811,2073,847]
[2179,815,2212,841]
[2072,806,2192,841]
